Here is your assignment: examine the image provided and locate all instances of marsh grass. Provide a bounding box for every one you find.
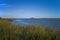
[0,19,60,40]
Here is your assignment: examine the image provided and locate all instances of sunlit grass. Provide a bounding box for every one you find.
[0,19,60,40]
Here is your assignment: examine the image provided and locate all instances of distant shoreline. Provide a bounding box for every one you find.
[1,18,60,20]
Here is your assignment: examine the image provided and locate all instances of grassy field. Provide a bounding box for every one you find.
[0,19,60,40]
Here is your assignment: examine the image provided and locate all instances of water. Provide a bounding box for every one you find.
[12,18,60,28]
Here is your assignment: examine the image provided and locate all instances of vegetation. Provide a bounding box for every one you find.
[1,18,15,22]
[0,19,60,40]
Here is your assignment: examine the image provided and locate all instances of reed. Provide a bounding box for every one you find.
[0,19,60,40]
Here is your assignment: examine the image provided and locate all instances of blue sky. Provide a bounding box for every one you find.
[0,0,60,18]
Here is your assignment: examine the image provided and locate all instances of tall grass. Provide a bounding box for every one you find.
[0,19,60,40]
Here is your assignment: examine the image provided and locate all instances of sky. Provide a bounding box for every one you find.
[0,0,60,18]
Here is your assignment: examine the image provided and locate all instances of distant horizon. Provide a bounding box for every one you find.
[0,17,60,19]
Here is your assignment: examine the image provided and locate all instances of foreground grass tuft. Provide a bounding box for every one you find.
[0,19,60,40]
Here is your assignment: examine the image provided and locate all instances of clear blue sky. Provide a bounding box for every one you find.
[0,0,60,18]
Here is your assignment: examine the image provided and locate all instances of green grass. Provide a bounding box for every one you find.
[0,19,60,40]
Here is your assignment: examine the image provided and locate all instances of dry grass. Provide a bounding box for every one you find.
[0,19,60,40]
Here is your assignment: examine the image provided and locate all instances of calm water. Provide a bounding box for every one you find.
[12,19,60,28]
